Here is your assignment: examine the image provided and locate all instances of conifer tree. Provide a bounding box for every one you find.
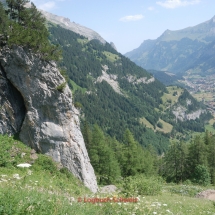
[140,145,157,176]
[89,124,120,184]
[187,135,208,179]
[162,141,188,183]
[123,129,140,177]
[2,1,61,61]
[207,135,215,184]
[82,120,92,152]
[108,137,126,173]
[0,3,9,46]
[204,130,211,145]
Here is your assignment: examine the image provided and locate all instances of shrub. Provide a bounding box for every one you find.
[157,121,163,128]
[74,102,82,109]
[56,82,67,92]
[192,165,211,186]
[120,175,163,196]
[168,184,203,197]
[32,155,58,174]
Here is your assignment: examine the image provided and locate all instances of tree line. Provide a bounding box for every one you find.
[84,123,215,187]
[160,130,215,186]
[82,122,157,185]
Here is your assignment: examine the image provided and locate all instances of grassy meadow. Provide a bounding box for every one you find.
[1,135,215,214]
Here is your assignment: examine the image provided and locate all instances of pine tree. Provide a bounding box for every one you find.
[123,129,140,177]
[89,124,120,184]
[3,1,61,61]
[187,135,208,180]
[204,130,211,145]
[82,120,92,152]
[162,141,188,183]
[0,3,9,46]
[207,135,215,184]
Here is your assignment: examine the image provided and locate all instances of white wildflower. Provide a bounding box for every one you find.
[153,212,157,215]
[17,163,32,168]
[70,197,75,202]
[163,204,167,206]
[13,174,21,179]
[27,170,32,175]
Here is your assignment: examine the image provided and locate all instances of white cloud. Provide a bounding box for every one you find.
[148,6,155,11]
[119,14,144,22]
[156,0,200,9]
[38,1,56,11]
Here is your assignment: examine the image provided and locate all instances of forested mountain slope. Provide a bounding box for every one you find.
[48,24,211,153]
[125,15,215,75]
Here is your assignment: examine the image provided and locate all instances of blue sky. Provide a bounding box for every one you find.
[32,0,215,54]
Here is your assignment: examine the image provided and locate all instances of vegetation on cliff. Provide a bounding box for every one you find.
[0,1,61,60]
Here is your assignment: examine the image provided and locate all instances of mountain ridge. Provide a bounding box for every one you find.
[40,9,106,45]
[125,15,215,74]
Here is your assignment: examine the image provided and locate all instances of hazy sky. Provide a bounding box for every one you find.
[32,0,215,54]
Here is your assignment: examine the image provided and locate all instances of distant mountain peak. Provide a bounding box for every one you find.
[125,14,215,74]
[40,10,106,44]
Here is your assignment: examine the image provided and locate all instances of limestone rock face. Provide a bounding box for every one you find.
[40,10,106,45]
[172,105,205,122]
[110,42,117,51]
[0,63,26,135]
[0,47,98,193]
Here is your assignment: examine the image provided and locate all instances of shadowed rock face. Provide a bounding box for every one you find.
[0,47,98,193]
[0,63,26,135]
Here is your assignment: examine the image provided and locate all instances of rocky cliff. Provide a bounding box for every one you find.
[172,105,205,122]
[0,46,98,193]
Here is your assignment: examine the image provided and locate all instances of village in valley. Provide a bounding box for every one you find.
[181,72,215,116]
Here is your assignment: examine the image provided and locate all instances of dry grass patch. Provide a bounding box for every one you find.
[156,119,173,133]
[140,117,154,130]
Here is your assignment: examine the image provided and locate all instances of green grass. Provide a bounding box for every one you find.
[77,38,88,45]
[140,117,173,134]
[156,119,173,133]
[70,80,87,93]
[160,86,184,111]
[1,134,215,214]
[140,117,154,130]
[103,51,120,63]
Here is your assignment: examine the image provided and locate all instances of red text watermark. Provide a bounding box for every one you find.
[77,197,138,204]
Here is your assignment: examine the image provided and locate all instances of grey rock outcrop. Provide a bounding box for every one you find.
[40,10,106,45]
[172,105,205,122]
[110,42,117,51]
[0,63,26,135]
[0,46,98,193]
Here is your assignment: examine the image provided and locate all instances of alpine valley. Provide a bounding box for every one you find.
[43,10,212,152]
[1,2,215,214]
[125,15,215,114]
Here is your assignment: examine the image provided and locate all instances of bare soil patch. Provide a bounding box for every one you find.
[196,190,215,201]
